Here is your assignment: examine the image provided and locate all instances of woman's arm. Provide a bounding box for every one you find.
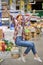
[22,27,25,40]
[13,26,18,41]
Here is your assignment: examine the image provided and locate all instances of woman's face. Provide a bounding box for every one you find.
[17,15,23,25]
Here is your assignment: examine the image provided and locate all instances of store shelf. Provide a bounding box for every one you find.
[2,18,9,20]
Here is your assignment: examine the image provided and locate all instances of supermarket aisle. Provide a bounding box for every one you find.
[0,34,43,65]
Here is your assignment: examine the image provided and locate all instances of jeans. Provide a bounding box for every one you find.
[15,36,37,55]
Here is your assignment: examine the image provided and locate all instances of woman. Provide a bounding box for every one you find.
[13,14,42,62]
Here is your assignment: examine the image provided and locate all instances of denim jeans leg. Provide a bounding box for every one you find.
[31,42,37,55]
[24,47,31,54]
[15,36,37,55]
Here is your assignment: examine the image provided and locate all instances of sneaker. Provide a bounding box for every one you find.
[0,59,3,63]
[34,57,42,63]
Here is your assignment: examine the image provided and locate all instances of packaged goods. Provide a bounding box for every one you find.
[11,47,20,59]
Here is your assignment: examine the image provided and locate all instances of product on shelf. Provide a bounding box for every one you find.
[2,2,9,18]
[0,40,14,51]
[0,29,3,40]
[11,47,20,59]
[0,40,6,51]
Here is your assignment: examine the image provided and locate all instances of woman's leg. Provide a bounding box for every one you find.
[16,36,36,54]
[17,40,37,55]
[16,37,42,62]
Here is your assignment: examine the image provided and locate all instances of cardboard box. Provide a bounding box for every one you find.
[2,2,9,18]
[0,29,3,40]
[2,12,9,18]
[11,54,20,59]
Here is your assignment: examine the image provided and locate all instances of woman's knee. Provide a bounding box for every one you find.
[31,42,35,47]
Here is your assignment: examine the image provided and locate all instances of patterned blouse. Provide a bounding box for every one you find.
[14,23,23,40]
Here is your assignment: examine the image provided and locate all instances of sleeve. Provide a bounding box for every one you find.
[13,26,18,41]
[22,27,25,40]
